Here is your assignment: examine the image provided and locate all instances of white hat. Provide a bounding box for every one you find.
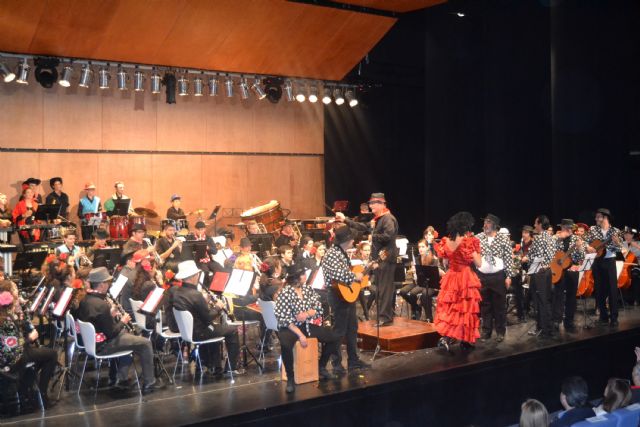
[175,260,201,280]
[498,227,510,235]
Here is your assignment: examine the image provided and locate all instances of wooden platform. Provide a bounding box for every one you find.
[357,317,440,352]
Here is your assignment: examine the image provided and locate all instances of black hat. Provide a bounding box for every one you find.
[557,218,575,229]
[239,237,252,248]
[24,177,41,186]
[130,223,146,232]
[368,193,386,204]
[334,225,354,244]
[522,225,534,233]
[286,263,308,284]
[49,177,62,188]
[483,214,501,227]
[92,229,109,240]
[195,220,206,229]
[596,208,612,219]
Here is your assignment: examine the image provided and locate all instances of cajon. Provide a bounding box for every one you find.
[281,337,319,384]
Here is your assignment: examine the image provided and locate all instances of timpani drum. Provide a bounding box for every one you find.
[109,216,129,239]
[240,200,286,233]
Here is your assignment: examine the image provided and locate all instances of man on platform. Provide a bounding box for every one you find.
[104,181,132,216]
[475,214,514,343]
[166,194,186,221]
[77,182,102,240]
[22,178,43,204]
[337,192,398,327]
[552,219,585,333]
[322,226,370,372]
[45,177,69,219]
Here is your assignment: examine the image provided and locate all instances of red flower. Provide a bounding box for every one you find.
[58,253,69,262]
[4,336,17,348]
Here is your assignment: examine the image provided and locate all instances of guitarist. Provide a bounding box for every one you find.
[321,225,371,372]
[585,208,622,327]
[552,219,585,333]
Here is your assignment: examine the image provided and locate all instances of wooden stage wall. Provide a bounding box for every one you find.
[0,81,325,233]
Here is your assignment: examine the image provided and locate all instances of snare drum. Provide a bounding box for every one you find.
[176,218,189,232]
[84,212,106,225]
[109,216,129,239]
[240,200,285,233]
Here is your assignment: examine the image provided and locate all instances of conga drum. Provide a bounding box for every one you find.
[240,200,286,233]
[109,216,129,239]
[128,215,146,235]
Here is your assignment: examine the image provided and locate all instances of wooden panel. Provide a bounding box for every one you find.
[156,96,207,152]
[0,0,46,53]
[336,0,446,13]
[201,156,248,211]
[0,84,44,148]
[102,91,158,151]
[205,98,255,153]
[252,99,295,153]
[0,152,40,207]
[97,154,153,212]
[294,102,324,154]
[290,157,325,219]
[151,154,202,222]
[246,156,291,211]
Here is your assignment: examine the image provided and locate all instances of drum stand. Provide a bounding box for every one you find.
[238,317,263,372]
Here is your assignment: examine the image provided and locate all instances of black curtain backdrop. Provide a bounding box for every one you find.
[325,0,640,239]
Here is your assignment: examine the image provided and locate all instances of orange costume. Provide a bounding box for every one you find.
[434,236,482,343]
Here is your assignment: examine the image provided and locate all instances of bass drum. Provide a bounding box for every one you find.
[109,216,129,239]
[240,200,287,233]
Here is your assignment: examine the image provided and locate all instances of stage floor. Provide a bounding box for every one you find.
[5,304,640,427]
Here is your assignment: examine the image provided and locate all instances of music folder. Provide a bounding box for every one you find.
[210,271,231,293]
[52,287,74,318]
[225,269,255,297]
[416,265,440,289]
[109,273,128,299]
[140,287,165,316]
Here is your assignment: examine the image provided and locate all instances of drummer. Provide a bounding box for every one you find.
[77,182,102,240]
[104,181,133,216]
[166,194,186,221]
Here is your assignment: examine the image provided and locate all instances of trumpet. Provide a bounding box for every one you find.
[143,237,163,267]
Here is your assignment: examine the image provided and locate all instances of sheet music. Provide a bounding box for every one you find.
[225,269,254,296]
[616,260,624,279]
[350,259,365,266]
[29,287,46,313]
[578,253,596,272]
[141,287,164,314]
[53,287,74,317]
[88,216,102,226]
[109,274,128,299]
[526,257,544,275]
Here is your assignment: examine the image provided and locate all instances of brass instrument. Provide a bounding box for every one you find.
[143,237,163,267]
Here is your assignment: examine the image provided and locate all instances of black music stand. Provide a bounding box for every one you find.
[248,233,274,255]
[35,204,61,241]
[92,247,123,272]
[13,251,48,272]
[112,199,131,217]
[208,205,222,236]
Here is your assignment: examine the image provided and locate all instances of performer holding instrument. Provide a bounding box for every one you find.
[12,187,39,243]
[155,221,183,273]
[166,194,186,221]
[104,181,133,216]
[621,228,640,305]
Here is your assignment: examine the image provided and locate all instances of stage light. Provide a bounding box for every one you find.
[239,78,250,99]
[133,68,145,92]
[34,57,59,88]
[345,88,358,107]
[0,62,15,83]
[116,65,128,90]
[457,12,465,17]
[263,77,282,104]
[58,65,73,87]
[98,66,110,89]
[177,74,189,96]
[333,87,344,105]
[283,80,294,102]
[16,59,30,84]
[150,69,161,94]
[308,84,318,103]
[295,83,306,102]
[193,74,204,96]
[251,78,266,100]
[322,87,332,104]
[163,72,176,104]
[208,76,219,96]
[78,64,92,88]
[224,76,234,97]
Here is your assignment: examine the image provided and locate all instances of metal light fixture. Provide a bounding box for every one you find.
[98,66,110,89]
[193,74,204,96]
[239,78,249,99]
[78,64,92,88]
[0,62,15,83]
[283,80,294,102]
[58,65,73,87]
[322,87,332,104]
[150,68,161,94]
[251,78,266,100]
[208,75,219,96]
[295,82,306,102]
[224,76,234,98]
[133,68,145,92]
[116,65,128,90]
[16,59,30,84]
[345,88,358,107]
[177,74,189,96]
[308,84,318,103]
[333,87,345,105]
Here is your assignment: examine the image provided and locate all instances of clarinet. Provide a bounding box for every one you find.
[105,293,135,333]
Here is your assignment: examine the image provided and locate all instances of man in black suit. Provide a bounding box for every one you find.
[550,376,595,427]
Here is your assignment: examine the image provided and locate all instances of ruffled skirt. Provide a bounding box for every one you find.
[434,266,482,343]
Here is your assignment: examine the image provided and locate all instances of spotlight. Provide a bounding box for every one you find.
[224,76,234,97]
[34,57,59,88]
[456,12,465,17]
[0,62,15,83]
[283,80,294,102]
[78,64,92,88]
[334,87,345,105]
[150,69,161,94]
[345,88,358,107]
[116,65,128,90]
[16,59,30,84]
[295,83,306,102]
[251,78,266,100]
[322,87,332,104]
[308,84,318,103]
[98,66,110,90]
[208,76,219,96]
[133,68,145,92]
[239,78,249,99]
[177,74,188,96]
[163,73,176,104]
[193,74,204,96]
[58,65,73,87]
[263,77,283,104]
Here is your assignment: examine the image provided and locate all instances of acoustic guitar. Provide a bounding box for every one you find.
[550,240,580,285]
[334,249,387,303]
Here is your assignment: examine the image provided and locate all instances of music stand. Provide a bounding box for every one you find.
[112,199,131,217]
[208,205,222,235]
[577,253,597,329]
[416,265,440,289]
[34,204,61,222]
[93,247,123,272]
[13,251,48,272]
[248,233,274,255]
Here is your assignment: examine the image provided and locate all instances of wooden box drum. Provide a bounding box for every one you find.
[280,337,319,384]
[241,200,287,233]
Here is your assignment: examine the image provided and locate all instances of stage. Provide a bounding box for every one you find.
[3,304,640,427]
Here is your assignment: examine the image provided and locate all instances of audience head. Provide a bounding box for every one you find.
[519,399,548,427]
[560,376,589,410]
[602,378,631,413]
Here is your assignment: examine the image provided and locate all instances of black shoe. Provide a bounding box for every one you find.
[319,367,337,380]
[610,320,619,327]
[377,320,393,327]
[495,334,505,343]
[437,337,451,352]
[459,341,474,351]
[285,380,295,393]
[142,378,166,394]
[539,332,555,340]
[348,359,371,371]
[332,364,347,375]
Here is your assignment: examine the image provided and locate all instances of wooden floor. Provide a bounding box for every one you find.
[357,316,440,351]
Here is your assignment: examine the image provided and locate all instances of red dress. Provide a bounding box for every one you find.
[434,236,482,343]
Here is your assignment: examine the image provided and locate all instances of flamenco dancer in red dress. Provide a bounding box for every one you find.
[434,212,483,352]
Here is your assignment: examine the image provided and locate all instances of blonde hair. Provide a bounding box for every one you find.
[519,399,548,427]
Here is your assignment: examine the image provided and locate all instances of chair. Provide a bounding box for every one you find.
[129,299,153,337]
[76,320,141,397]
[155,309,182,381]
[172,308,233,383]
[572,414,617,427]
[256,299,279,366]
[610,403,640,427]
[65,312,85,367]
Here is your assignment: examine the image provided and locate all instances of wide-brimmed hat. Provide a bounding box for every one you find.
[88,266,113,284]
[130,223,146,232]
[596,208,612,219]
[368,193,386,204]
[558,219,575,229]
[49,177,62,188]
[84,182,96,190]
[522,225,534,233]
[239,237,252,248]
[483,214,501,227]
[175,260,201,280]
[24,177,41,186]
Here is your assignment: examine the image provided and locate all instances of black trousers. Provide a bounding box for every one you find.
[80,225,97,241]
[552,270,578,327]
[278,324,339,381]
[315,289,331,323]
[328,289,359,365]
[531,269,553,335]
[593,257,619,322]
[418,288,437,321]
[478,270,507,336]
[399,283,424,319]
[375,261,397,323]
[510,274,525,319]
[194,324,240,370]
[14,345,58,398]
[631,270,640,304]
[357,285,376,320]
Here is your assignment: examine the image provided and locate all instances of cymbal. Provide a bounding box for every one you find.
[230,222,246,227]
[188,209,206,216]
[133,207,159,218]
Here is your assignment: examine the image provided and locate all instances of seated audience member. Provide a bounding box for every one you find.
[550,376,595,427]
[630,346,640,403]
[519,398,549,427]
[593,378,632,416]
